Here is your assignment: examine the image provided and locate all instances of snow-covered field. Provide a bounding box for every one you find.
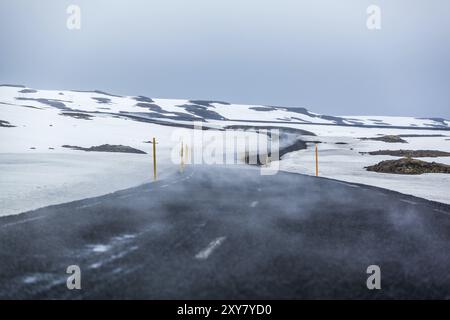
[277,125,450,204]
[1,84,450,216]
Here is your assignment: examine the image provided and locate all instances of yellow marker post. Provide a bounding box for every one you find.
[315,143,319,177]
[152,137,157,181]
[185,144,188,163]
[180,141,184,173]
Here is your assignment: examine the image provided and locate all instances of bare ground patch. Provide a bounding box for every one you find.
[366,158,450,175]
[62,144,146,154]
[361,150,450,157]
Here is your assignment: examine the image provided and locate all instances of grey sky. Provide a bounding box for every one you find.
[1,0,449,118]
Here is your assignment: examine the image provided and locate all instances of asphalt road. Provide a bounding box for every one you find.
[1,165,450,299]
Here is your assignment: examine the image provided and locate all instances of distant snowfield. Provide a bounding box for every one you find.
[1,85,450,216]
[277,127,450,205]
[0,153,157,216]
[0,103,179,216]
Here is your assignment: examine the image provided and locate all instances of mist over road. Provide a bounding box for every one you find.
[1,165,449,299]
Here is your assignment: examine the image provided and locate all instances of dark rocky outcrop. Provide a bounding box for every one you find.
[360,135,408,143]
[62,144,147,154]
[134,96,154,103]
[398,134,446,138]
[179,104,227,120]
[363,150,450,158]
[59,112,94,120]
[15,97,70,110]
[92,97,111,104]
[366,158,450,175]
[18,89,38,93]
[189,100,230,107]
[0,120,15,127]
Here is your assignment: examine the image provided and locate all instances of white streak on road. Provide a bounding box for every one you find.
[433,209,450,216]
[195,237,226,260]
[400,199,417,205]
[334,181,360,188]
[77,201,102,209]
[1,215,46,228]
[89,244,112,253]
[250,201,258,208]
[118,195,130,199]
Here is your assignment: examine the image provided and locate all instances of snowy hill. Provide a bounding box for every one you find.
[1,84,449,130]
[1,84,450,216]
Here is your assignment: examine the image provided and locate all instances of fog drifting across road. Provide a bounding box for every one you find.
[0,165,449,299]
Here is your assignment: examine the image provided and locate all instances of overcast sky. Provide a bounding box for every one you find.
[1,0,449,118]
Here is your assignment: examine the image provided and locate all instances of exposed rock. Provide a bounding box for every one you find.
[249,106,278,112]
[134,96,154,103]
[360,135,408,143]
[15,97,70,109]
[0,84,26,88]
[18,89,37,93]
[180,104,227,120]
[0,120,15,127]
[397,134,446,138]
[59,112,94,120]
[362,150,450,157]
[366,158,450,175]
[136,103,166,113]
[92,97,111,104]
[62,144,147,154]
[189,100,230,106]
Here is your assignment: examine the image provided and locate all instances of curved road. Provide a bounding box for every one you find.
[0,165,450,299]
